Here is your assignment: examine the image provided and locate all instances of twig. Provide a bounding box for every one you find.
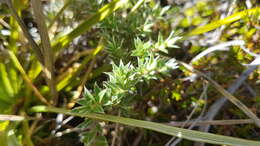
[197,65,258,133]
[133,129,144,146]
[178,61,260,127]
[0,18,11,29]
[57,41,103,93]
[167,83,208,146]
[32,120,53,135]
[60,49,94,73]
[66,40,104,108]
[243,82,257,97]
[7,50,51,105]
[54,127,88,137]
[52,115,74,136]
[240,45,259,57]
[67,58,96,108]
[111,111,121,146]
[0,114,24,121]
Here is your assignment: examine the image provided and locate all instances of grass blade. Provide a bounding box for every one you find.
[0,63,14,97]
[130,0,145,13]
[0,82,11,103]
[5,0,44,64]
[7,50,50,105]
[187,7,260,36]
[51,0,128,53]
[28,60,42,80]
[31,106,260,146]
[31,0,58,105]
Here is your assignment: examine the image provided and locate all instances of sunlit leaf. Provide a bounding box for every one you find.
[0,121,9,131]
[28,60,42,80]
[0,63,14,98]
[188,7,260,36]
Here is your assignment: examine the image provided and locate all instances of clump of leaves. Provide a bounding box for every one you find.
[73,31,180,144]
[100,1,176,62]
[71,6,181,146]
[74,32,180,113]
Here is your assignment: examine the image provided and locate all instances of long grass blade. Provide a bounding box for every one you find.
[31,106,260,146]
[31,0,58,105]
[187,7,260,36]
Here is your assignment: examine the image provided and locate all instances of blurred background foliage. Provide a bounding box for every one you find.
[0,0,259,145]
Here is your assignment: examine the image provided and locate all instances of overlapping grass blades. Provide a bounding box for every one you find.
[7,50,50,105]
